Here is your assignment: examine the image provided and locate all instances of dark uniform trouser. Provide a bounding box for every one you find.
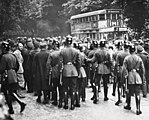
[62,77,77,108]
[96,74,109,99]
[52,78,63,104]
[77,78,86,101]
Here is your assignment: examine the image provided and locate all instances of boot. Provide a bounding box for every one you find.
[58,99,62,108]
[52,91,58,106]
[75,92,80,107]
[124,96,131,110]
[43,90,49,104]
[70,92,75,110]
[91,86,96,100]
[7,96,14,114]
[93,86,98,104]
[12,93,26,113]
[104,87,109,101]
[63,92,68,109]
[136,95,142,115]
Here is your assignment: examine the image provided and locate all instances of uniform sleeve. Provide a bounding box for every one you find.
[0,56,7,74]
[140,58,145,77]
[122,57,128,77]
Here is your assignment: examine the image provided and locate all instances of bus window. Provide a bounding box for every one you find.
[107,14,110,19]
[93,15,98,21]
[99,14,105,20]
[118,14,122,19]
[112,13,116,20]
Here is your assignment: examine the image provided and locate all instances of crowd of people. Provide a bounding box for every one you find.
[0,36,149,119]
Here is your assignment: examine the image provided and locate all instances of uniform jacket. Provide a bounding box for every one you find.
[88,49,98,71]
[33,50,50,91]
[91,48,112,74]
[123,54,145,85]
[0,52,18,84]
[46,49,61,79]
[60,46,81,77]
[116,50,129,82]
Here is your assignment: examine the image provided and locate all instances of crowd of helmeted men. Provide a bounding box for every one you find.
[0,36,149,119]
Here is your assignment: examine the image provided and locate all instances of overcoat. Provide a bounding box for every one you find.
[91,48,112,75]
[33,50,50,91]
[46,49,61,79]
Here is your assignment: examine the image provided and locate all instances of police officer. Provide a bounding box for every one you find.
[115,42,130,105]
[87,40,98,93]
[123,44,145,115]
[0,41,26,114]
[88,40,112,103]
[46,40,63,107]
[77,45,87,103]
[60,36,81,110]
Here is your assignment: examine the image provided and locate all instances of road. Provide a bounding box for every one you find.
[11,84,149,120]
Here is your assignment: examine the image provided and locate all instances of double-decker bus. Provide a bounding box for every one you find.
[70,9,128,41]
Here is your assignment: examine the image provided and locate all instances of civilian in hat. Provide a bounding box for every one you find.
[27,39,40,93]
[137,45,148,97]
[33,41,50,104]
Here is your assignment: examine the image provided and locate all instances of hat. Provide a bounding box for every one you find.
[40,41,47,48]
[9,40,17,47]
[1,41,10,51]
[33,40,40,48]
[137,45,143,52]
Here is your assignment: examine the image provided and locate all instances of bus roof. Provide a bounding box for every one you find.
[70,9,122,20]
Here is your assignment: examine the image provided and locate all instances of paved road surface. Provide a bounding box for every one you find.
[11,84,149,120]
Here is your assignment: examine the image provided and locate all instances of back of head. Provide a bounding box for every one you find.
[65,35,72,45]
[129,44,136,53]
[99,40,106,47]
[92,40,98,48]
[124,42,129,49]
[52,40,60,49]
[40,41,47,49]
[1,41,10,52]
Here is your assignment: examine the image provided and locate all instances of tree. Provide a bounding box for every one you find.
[0,0,25,37]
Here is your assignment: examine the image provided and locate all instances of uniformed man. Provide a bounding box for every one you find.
[46,40,63,108]
[77,45,87,103]
[87,40,98,93]
[88,40,112,103]
[60,36,81,110]
[0,41,26,114]
[115,42,130,105]
[123,44,145,115]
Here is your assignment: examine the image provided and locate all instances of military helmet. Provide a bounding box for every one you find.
[1,41,10,51]
[92,40,98,48]
[73,42,79,49]
[99,40,106,47]
[124,42,129,49]
[65,35,72,45]
[129,44,136,53]
[52,40,60,48]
